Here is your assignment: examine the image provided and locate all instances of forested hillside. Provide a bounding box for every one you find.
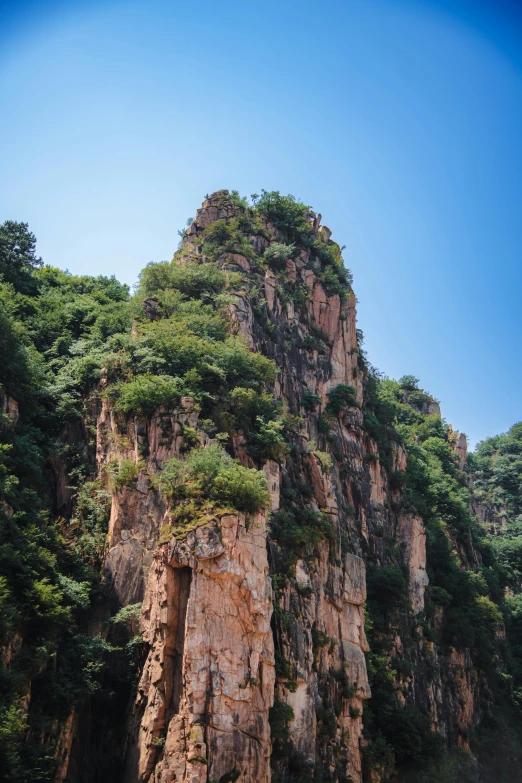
[1,193,522,782]
[0,220,131,778]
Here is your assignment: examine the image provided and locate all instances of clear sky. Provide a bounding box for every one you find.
[1,0,521,448]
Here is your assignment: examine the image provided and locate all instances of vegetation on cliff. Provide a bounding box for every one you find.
[1,193,522,783]
[0,223,127,781]
[362,374,522,781]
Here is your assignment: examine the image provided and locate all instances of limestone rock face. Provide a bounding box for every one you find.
[127,511,274,783]
[397,511,429,614]
[448,427,468,469]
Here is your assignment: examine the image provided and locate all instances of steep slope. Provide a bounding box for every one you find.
[1,193,522,783]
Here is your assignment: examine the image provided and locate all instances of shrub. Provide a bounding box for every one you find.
[326,384,357,415]
[229,387,280,424]
[114,374,182,415]
[0,705,43,782]
[179,425,200,452]
[317,414,331,435]
[428,585,452,607]
[213,337,276,388]
[199,217,255,261]
[156,445,270,515]
[247,417,287,462]
[312,629,331,650]
[310,238,352,293]
[263,242,296,270]
[226,387,287,462]
[389,470,406,490]
[139,260,229,300]
[317,265,347,297]
[300,335,324,353]
[415,748,476,783]
[365,653,444,771]
[301,390,321,411]
[256,191,311,243]
[399,375,420,391]
[313,450,332,474]
[269,505,333,568]
[109,459,140,490]
[111,603,142,635]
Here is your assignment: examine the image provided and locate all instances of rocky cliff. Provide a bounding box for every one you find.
[2,191,521,783]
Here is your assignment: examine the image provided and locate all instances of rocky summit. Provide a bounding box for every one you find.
[1,191,522,783]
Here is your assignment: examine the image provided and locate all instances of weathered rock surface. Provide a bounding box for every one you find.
[127,511,274,783]
[47,190,495,783]
[397,511,429,614]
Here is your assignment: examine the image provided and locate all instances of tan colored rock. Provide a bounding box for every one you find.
[54,710,77,783]
[228,295,255,347]
[128,510,274,783]
[318,225,332,242]
[1,391,19,426]
[264,272,277,313]
[448,426,468,469]
[263,460,280,512]
[224,251,251,272]
[343,554,367,605]
[397,511,429,614]
[191,190,239,231]
[286,682,317,757]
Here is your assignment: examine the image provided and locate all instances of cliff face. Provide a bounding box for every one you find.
[75,192,480,782]
[3,191,519,783]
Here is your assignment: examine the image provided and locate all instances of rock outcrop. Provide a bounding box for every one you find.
[128,511,274,783]
[45,191,504,783]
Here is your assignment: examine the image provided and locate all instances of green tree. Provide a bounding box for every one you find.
[0,221,42,294]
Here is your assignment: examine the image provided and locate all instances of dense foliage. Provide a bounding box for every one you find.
[471,423,522,586]
[362,373,522,781]
[0,223,128,781]
[155,444,270,532]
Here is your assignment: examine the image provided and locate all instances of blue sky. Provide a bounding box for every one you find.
[1,0,521,448]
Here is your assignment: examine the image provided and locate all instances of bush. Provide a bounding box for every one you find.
[414,748,476,783]
[109,459,140,490]
[365,653,444,771]
[255,191,311,243]
[213,337,276,388]
[139,260,229,300]
[312,628,332,650]
[313,450,332,474]
[114,374,182,415]
[0,705,51,783]
[301,390,321,411]
[316,264,348,297]
[263,242,296,270]
[399,375,420,391]
[111,602,142,635]
[199,217,256,262]
[326,384,357,415]
[226,387,287,463]
[156,445,270,515]
[269,504,333,569]
[247,417,287,462]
